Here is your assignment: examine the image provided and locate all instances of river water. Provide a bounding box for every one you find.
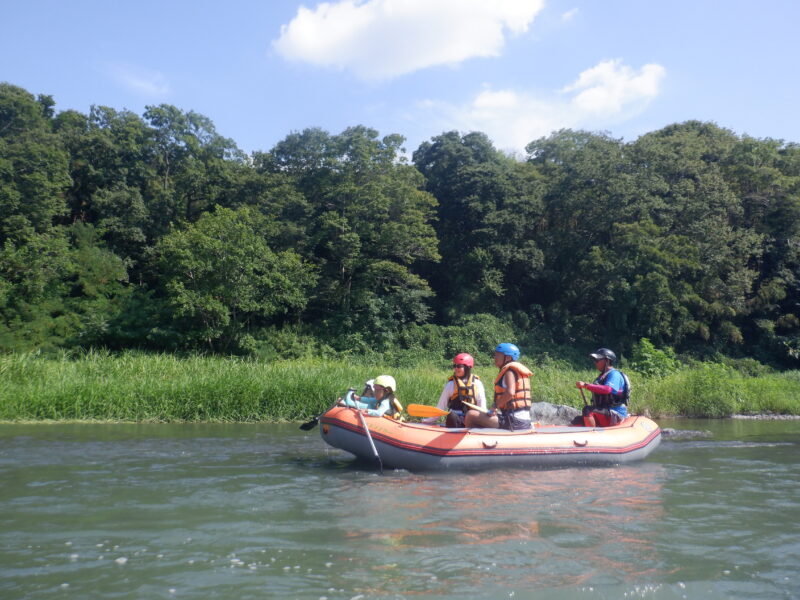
[0,419,798,600]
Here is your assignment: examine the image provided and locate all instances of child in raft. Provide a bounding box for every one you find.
[340,378,378,410]
[339,375,403,419]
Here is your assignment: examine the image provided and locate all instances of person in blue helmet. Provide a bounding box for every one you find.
[464,343,533,431]
[574,347,629,427]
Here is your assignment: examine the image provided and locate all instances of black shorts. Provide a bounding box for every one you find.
[498,410,532,431]
[446,410,465,428]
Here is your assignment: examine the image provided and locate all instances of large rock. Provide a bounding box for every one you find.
[531,402,580,426]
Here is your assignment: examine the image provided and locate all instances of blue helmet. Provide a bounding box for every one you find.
[494,343,520,361]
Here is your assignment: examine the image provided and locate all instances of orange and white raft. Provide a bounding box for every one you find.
[319,405,661,471]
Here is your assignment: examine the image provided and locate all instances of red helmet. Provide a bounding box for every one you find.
[453,353,474,368]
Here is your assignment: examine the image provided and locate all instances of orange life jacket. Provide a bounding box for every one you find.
[494,361,533,411]
[447,374,479,412]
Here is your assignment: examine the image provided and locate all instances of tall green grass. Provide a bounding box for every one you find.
[634,365,800,418]
[0,351,798,422]
[0,351,456,422]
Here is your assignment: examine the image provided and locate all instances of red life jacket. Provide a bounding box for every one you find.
[494,362,533,411]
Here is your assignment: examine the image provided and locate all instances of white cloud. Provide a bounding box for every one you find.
[416,59,666,154]
[561,8,579,22]
[108,63,170,97]
[273,0,545,80]
[563,59,665,115]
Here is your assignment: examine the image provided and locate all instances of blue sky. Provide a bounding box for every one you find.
[3,0,798,156]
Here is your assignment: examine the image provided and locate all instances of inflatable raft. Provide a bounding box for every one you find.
[319,405,661,471]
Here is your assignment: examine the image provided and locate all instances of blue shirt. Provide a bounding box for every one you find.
[342,391,377,410]
[598,369,628,418]
[601,369,625,395]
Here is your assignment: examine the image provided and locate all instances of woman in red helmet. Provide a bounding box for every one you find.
[422,353,487,427]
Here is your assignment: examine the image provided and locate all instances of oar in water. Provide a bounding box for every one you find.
[301,388,368,430]
[299,396,346,431]
[299,412,325,431]
[356,410,383,473]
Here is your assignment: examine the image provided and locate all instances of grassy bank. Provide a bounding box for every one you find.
[1,351,798,422]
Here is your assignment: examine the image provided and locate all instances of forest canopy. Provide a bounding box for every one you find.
[1,82,799,366]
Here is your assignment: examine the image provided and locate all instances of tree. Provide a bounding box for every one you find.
[723,135,800,363]
[143,104,246,234]
[0,84,70,244]
[152,206,317,353]
[55,106,154,218]
[264,126,440,338]
[0,84,76,351]
[413,131,544,318]
[521,129,638,343]
[0,223,129,352]
[627,122,764,352]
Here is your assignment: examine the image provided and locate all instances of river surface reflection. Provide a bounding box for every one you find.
[0,419,798,599]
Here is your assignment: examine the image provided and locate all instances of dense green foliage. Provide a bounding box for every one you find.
[1,82,799,369]
[1,352,797,422]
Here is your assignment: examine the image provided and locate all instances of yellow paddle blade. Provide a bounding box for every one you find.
[461,400,489,414]
[406,404,449,418]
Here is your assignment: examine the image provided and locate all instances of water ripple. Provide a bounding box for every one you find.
[1,422,798,599]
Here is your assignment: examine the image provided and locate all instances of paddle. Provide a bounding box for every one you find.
[299,395,348,431]
[356,410,383,473]
[579,386,589,406]
[406,404,449,418]
[299,412,325,431]
[406,401,490,418]
[461,400,490,414]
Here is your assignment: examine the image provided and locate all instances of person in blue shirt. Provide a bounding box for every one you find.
[339,376,403,419]
[340,379,377,409]
[575,347,629,427]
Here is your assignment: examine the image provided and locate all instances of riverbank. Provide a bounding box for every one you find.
[731,413,800,420]
[1,351,798,422]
